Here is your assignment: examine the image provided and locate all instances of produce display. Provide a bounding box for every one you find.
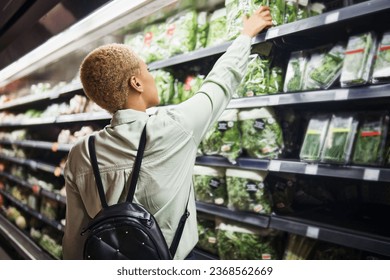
[193,165,228,206]
[283,51,308,92]
[152,70,174,105]
[284,0,298,24]
[180,74,205,102]
[195,12,209,50]
[269,0,285,26]
[197,215,218,255]
[226,0,255,41]
[225,168,270,214]
[142,22,168,63]
[239,107,283,159]
[268,66,284,94]
[206,8,227,47]
[340,32,377,87]
[372,31,390,84]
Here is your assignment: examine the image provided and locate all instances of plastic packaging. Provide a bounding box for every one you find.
[195,11,209,50]
[180,74,204,102]
[284,0,298,24]
[283,51,308,92]
[268,66,284,94]
[226,0,255,41]
[151,70,174,105]
[142,22,168,63]
[372,31,390,84]
[206,8,227,47]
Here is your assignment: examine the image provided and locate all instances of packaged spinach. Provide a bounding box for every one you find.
[284,0,298,24]
[195,12,209,50]
[180,74,204,102]
[320,114,359,164]
[299,115,330,162]
[226,0,254,41]
[151,70,174,105]
[283,51,308,92]
[236,54,269,98]
[239,107,284,159]
[197,215,218,255]
[268,0,285,26]
[372,31,390,84]
[201,109,241,163]
[340,32,377,87]
[226,168,271,214]
[206,8,228,47]
[216,220,280,259]
[123,32,145,60]
[297,0,310,21]
[165,10,197,57]
[352,112,389,166]
[193,165,228,206]
[268,66,284,94]
[143,22,168,63]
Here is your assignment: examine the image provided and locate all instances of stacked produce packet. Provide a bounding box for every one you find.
[206,8,228,47]
[372,31,390,84]
[142,22,169,63]
[195,11,209,50]
[283,51,308,92]
[151,70,174,105]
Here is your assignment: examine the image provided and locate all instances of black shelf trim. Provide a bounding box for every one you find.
[0,139,72,152]
[193,248,218,260]
[0,213,52,260]
[0,154,61,176]
[196,201,270,228]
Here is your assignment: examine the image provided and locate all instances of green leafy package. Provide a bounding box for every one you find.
[284,0,298,24]
[283,51,308,92]
[236,54,269,98]
[123,32,146,61]
[352,112,389,166]
[299,115,330,162]
[372,31,390,84]
[193,165,228,206]
[226,0,254,41]
[239,107,284,159]
[197,215,218,255]
[217,220,280,259]
[195,11,209,50]
[180,74,205,102]
[226,168,271,214]
[297,0,310,21]
[151,70,174,105]
[340,32,377,87]
[165,10,197,57]
[320,114,359,164]
[268,66,284,94]
[201,109,241,163]
[309,2,325,16]
[142,22,169,63]
[206,8,228,47]
[267,0,285,26]
[171,79,183,105]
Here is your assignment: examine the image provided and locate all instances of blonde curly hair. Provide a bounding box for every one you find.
[80,43,141,114]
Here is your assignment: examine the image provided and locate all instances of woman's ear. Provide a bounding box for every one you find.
[129,76,143,93]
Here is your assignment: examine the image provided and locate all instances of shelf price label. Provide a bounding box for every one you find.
[268,95,280,106]
[363,168,380,181]
[266,28,279,39]
[325,12,339,24]
[305,164,318,175]
[306,226,320,239]
[268,160,281,171]
[334,90,349,101]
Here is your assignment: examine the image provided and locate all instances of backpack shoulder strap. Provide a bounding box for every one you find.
[88,135,108,208]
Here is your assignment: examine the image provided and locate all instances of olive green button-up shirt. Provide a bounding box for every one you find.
[62,34,251,260]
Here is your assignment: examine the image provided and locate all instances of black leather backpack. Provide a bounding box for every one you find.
[81,124,190,259]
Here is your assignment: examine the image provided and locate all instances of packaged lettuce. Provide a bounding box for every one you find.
[206,8,227,47]
[309,2,325,16]
[180,74,204,102]
[284,0,298,24]
[197,215,218,255]
[299,115,330,162]
[226,168,270,214]
[171,79,183,105]
[239,107,284,159]
[352,112,389,166]
[297,0,310,21]
[236,54,269,97]
[193,165,228,206]
[201,109,241,163]
[267,0,285,26]
[195,12,209,50]
[320,114,359,164]
[340,32,377,87]
[143,22,168,63]
[166,10,197,57]
[372,31,390,84]
[268,66,284,94]
[151,70,174,105]
[124,32,145,60]
[283,51,308,92]
[217,220,280,259]
[226,0,254,41]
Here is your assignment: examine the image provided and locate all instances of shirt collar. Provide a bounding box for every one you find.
[110,109,149,127]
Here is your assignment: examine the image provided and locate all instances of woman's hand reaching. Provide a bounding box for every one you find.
[241,6,273,38]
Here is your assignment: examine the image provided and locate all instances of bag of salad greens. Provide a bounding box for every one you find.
[299,115,330,162]
[151,70,174,105]
[216,219,280,259]
[226,0,255,41]
[201,109,241,163]
[283,51,308,92]
[171,79,183,105]
[193,165,228,206]
[352,112,389,166]
[309,2,325,16]
[297,0,310,21]
[124,32,146,61]
[197,215,218,255]
[340,31,377,87]
[195,11,209,50]
[372,31,390,84]
[226,168,271,214]
[239,107,284,159]
[268,66,284,94]
[180,74,205,102]
[320,114,359,164]
[284,0,298,24]
[206,8,228,47]
[142,22,169,63]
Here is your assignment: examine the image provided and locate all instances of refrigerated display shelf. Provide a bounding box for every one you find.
[0,213,52,260]
[0,139,72,152]
[0,172,66,204]
[0,190,65,232]
[0,154,62,176]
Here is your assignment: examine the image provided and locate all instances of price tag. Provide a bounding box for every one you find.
[266,28,279,39]
[305,164,318,175]
[325,12,339,24]
[54,167,62,177]
[57,224,63,231]
[51,142,59,152]
[268,95,280,106]
[268,160,281,171]
[306,226,320,239]
[56,194,61,201]
[334,90,349,100]
[363,168,380,181]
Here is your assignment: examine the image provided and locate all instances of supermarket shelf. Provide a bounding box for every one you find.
[0,190,65,232]
[55,111,111,123]
[196,201,270,228]
[0,172,66,204]
[193,248,218,260]
[270,214,390,257]
[0,154,62,176]
[0,139,72,152]
[0,213,52,260]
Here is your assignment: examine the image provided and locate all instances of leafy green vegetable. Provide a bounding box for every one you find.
[166,10,197,56]
[321,114,358,164]
[297,2,310,21]
[309,2,326,16]
[39,234,62,259]
[340,32,377,87]
[236,55,269,97]
[284,51,308,92]
[226,168,270,214]
[197,216,218,255]
[195,12,209,49]
[239,108,283,159]
[352,112,389,166]
[206,8,227,47]
[151,70,174,105]
[143,22,168,63]
[372,31,390,83]
[269,0,285,26]
[123,32,145,60]
[171,79,183,105]
[226,0,255,41]
[284,1,297,24]
[268,66,284,94]
[180,75,204,102]
[193,165,228,206]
